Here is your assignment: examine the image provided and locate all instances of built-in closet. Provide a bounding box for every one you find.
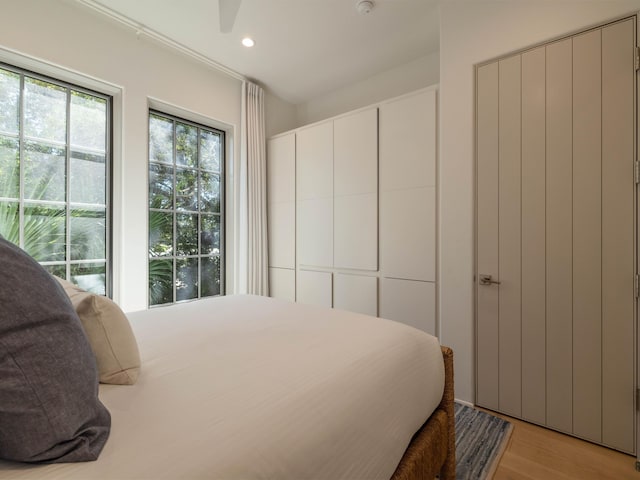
[475,16,636,454]
[267,87,438,335]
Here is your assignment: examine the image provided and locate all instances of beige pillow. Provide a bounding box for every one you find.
[54,276,141,385]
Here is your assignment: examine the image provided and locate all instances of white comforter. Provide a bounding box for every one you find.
[0,295,444,479]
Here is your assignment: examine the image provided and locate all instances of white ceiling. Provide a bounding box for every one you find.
[83,0,440,105]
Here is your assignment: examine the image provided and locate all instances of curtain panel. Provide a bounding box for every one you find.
[240,81,269,295]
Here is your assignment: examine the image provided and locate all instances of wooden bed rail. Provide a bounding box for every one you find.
[439,346,456,480]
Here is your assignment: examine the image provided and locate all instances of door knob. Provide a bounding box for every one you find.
[479,274,501,286]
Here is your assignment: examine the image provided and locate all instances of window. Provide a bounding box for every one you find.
[0,64,111,295]
[148,111,224,306]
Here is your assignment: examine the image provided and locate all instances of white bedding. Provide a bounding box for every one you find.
[0,295,444,479]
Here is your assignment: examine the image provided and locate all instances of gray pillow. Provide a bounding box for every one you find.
[0,237,111,463]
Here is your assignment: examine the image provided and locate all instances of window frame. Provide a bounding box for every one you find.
[0,62,113,296]
[147,109,225,307]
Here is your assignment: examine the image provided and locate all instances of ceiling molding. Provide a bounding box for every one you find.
[74,0,246,82]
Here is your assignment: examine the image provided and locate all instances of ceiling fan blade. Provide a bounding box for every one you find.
[219,0,241,34]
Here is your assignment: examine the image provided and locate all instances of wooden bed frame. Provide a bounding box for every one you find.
[391,346,455,480]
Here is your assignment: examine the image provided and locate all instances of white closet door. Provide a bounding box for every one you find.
[334,108,378,196]
[268,203,295,269]
[296,122,333,268]
[267,133,295,269]
[334,194,377,271]
[380,278,436,335]
[380,186,435,281]
[296,270,332,308]
[267,133,295,204]
[297,199,333,268]
[269,268,295,302]
[333,273,377,316]
[380,90,437,281]
[380,90,436,191]
[333,108,378,271]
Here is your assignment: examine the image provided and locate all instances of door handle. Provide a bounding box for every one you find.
[479,274,501,286]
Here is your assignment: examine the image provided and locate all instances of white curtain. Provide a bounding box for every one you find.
[239,81,269,295]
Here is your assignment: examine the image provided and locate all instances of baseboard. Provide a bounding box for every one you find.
[454,398,474,408]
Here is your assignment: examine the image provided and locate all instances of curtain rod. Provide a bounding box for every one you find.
[74,0,247,83]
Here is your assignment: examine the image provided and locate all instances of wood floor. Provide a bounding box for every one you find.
[477,408,637,480]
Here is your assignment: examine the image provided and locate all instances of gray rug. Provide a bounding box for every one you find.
[454,403,513,480]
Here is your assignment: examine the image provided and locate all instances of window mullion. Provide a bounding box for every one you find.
[65,88,71,281]
[18,75,25,249]
[197,126,202,300]
[172,119,177,304]
[105,92,112,298]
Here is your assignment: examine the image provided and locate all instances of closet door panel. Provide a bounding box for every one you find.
[334,274,377,317]
[268,202,295,269]
[334,108,377,196]
[572,29,602,444]
[380,90,436,191]
[380,278,436,335]
[476,62,500,410]
[521,46,547,426]
[333,108,378,271]
[298,198,332,267]
[498,54,522,418]
[545,38,574,434]
[601,18,635,453]
[296,122,333,200]
[380,186,435,282]
[297,270,332,308]
[269,268,295,302]
[296,121,334,269]
[267,134,296,270]
[267,134,295,204]
[334,193,377,270]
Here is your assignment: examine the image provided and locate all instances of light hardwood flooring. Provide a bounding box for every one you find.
[477,408,637,480]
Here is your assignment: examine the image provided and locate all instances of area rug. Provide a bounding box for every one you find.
[454,403,513,480]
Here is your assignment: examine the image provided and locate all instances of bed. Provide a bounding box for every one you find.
[0,294,455,479]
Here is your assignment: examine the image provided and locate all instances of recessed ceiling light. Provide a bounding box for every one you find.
[242,37,255,47]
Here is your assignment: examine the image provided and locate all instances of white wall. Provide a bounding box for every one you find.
[1,0,244,312]
[265,91,297,138]
[295,52,439,127]
[439,0,640,404]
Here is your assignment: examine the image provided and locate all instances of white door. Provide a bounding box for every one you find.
[476,17,636,454]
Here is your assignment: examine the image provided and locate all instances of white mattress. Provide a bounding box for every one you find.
[0,295,444,479]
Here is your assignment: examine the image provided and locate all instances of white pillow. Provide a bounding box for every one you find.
[54,276,141,385]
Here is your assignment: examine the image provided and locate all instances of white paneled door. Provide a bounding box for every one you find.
[379,89,438,334]
[380,90,437,282]
[296,122,333,268]
[267,133,296,299]
[333,108,378,271]
[476,17,636,454]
